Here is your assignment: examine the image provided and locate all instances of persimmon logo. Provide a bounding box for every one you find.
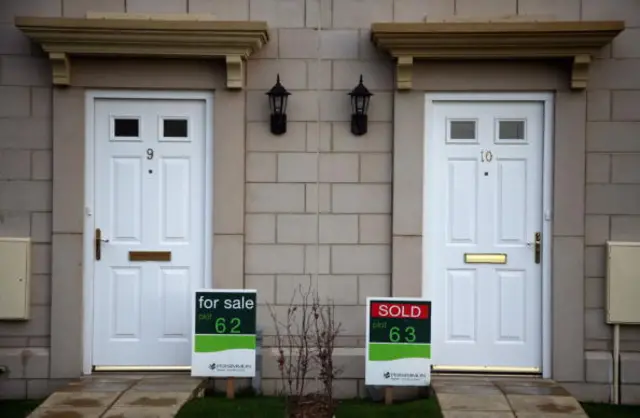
[210,363,252,372]
[382,371,427,381]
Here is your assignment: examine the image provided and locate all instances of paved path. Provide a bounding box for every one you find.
[27,374,204,418]
[432,375,589,417]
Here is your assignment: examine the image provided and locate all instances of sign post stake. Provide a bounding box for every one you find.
[384,386,393,405]
[226,377,235,399]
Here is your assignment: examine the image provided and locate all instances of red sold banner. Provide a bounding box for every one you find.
[371,302,429,319]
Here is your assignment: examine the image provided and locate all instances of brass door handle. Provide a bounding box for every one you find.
[95,228,108,260]
[535,232,541,264]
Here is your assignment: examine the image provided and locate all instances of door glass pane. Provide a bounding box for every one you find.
[499,120,525,140]
[450,120,476,140]
[114,118,139,137]
[163,119,188,138]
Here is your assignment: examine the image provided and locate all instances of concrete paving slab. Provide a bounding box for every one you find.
[491,378,557,386]
[26,374,204,418]
[499,384,572,397]
[433,377,495,385]
[434,384,504,395]
[130,379,203,393]
[433,376,587,418]
[131,374,196,381]
[507,394,585,414]
[58,380,135,393]
[37,392,119,410]
[28,407,108,418]
[516,414,589,418]
[102,407,177,418]
[443,412,515,418]
[111,390,193,413]
[494,379,561,389]
[438,393,512,411]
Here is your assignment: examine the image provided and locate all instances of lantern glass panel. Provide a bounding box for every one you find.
[352,95,369,115]
[271,94,288,115]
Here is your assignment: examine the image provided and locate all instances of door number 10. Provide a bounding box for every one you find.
[480,149,493,163]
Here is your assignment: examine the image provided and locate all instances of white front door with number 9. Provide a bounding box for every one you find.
[92,97,209,368]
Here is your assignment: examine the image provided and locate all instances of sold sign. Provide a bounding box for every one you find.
[365,297,432,387]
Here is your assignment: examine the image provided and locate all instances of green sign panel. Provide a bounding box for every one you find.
[369,316,431,344]
[365,297,432,386]
[191,289,257,377]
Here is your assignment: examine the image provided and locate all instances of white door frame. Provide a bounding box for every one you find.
[82,90,214,375]
[422,92,554,379]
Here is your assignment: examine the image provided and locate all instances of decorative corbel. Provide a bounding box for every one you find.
[396,56,413,90]
[226,55,244,90]
[49,52,70,86]
[571,54,591,90]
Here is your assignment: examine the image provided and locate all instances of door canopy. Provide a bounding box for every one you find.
[370,20,624,90]
[15,14,270,89]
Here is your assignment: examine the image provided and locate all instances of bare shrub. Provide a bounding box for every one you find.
[267,282,342,418]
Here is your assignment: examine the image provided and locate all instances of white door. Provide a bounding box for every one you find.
[92,97,208,368]
[425,99,544,372]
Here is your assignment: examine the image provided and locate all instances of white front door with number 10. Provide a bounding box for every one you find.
[425,99,544,372]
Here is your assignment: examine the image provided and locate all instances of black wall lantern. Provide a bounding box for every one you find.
[266,74,291,135]
[348,75,373,136]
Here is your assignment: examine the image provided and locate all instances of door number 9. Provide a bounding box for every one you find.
[480,149,493,163]
[146,148,154,160]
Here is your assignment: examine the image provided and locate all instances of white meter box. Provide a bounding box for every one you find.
[606,241,640,324]
[0,238,31,320]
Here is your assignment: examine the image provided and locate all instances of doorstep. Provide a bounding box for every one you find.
[27,374,205,418]
[432,375,589,417]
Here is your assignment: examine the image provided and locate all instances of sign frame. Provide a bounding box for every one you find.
[191,288,258,378]
[365,296,432,387]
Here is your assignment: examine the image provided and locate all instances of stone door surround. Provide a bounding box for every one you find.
[370,20,624,90]
[15,14,270,378]
[369,19,624,382]
[15,15,269,89]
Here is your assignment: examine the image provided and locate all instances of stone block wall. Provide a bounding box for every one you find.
[0,0,55,399]
[243,3,394,397]
[0,0,640,403]
[581,1,640,401]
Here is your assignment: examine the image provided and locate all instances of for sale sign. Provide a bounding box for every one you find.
[191,289,257,377]
[365,297,432,386]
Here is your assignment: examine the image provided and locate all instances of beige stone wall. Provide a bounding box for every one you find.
[0,0,55,399]
[243,2,394,398]
[580,1,640,404]
[244,17,393,359]
[0,0,640,403]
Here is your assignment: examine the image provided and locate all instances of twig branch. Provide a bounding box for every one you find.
[267,280,343,417]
